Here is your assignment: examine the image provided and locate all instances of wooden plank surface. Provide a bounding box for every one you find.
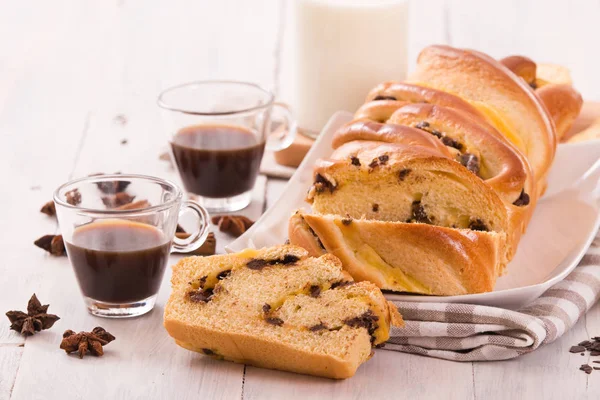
[0,0,278,399]
[1,0,600,399]
[0,347,23,400]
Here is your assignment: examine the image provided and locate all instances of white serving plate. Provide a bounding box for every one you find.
[229,111,600,309]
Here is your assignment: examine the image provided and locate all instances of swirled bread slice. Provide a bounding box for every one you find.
[164,245,403,379]
[307,138,509,243]
[289,212,506,296]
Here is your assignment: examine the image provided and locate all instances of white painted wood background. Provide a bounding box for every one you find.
[0,0,599,399]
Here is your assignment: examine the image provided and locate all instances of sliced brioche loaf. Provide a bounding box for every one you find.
[164,245,403,379]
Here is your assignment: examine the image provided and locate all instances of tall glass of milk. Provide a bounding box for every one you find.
[290,0,409,136]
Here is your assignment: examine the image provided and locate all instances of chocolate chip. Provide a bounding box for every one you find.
[344,311,379,330]
[368,158,379,169]
[529,81,537,89]
[262,304,271,313]
[281,255,300,264]
[409,201,431,224]
[331,281,354,289]
[469,219,489,231]
[373,95,397,101]
[308,226,326,250]
[202,348,215,355]
[398,169,411,181]
[341,217,352,225]
[372,203,379,212]
[378,155,389,164]
[309,323,327,332]
[513,189,530,207]
[580,364,593,374]
[246,259,268,270]
[216,270,231,280]
[344,311,380,342]
[265,317,284,326]
[309,285,321,298]
[570,345,587,353]
[415,121,430,130]
[460,153,480,175]
[198,276,207,288]
[441,136,464,151]
[314,173,337,194]
[350,156,361,166]
[188,288,213,303]
[430,129,443,139]
[246,255,300,271]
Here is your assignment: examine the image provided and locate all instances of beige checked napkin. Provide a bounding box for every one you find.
[385,231,600,361]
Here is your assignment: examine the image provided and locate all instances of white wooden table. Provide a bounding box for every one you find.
[1,1,599,399]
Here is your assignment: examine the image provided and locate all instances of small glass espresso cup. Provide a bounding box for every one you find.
[158,80,297,212]
[54,174,210,318]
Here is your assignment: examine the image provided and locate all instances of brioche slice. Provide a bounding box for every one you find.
[308,140,509,241]
[289,213,506,296]
[164,245,403,379]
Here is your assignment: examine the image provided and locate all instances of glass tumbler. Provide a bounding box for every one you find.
[54,174,210,318]
[157,80,297,212]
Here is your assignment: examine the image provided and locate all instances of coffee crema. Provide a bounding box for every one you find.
[65,220,171,303]
[170,124,265,198]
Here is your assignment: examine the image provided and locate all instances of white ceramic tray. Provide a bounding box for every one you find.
[229,111,600,309]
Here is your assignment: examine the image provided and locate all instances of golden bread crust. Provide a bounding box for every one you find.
[409,45,556,186]
[293,213,504,295]
[500,55,583,141]
[363,81,485,120]
[332,119,450,154]
[536,84,583,141]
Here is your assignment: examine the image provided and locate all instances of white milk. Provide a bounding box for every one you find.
[291,0,409,134]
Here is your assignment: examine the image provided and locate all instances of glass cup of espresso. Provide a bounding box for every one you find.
[157,80,297,212]
[54,174,210,318]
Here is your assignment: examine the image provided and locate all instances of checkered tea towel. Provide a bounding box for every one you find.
[385,232,600,361]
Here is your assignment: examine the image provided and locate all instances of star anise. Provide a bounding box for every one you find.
[5,294,60,336]
[211,215,254,237]
[40,201,56,216]
[175,232,216,256]
[34,234,66,256]
[65,188,82,206]
[60,327,115,358]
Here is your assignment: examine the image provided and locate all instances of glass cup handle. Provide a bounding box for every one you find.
[266,102,298,152]
[172,200,211,253]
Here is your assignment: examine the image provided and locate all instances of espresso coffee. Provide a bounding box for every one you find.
[170,124,265,198]
[65,220,171,303]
